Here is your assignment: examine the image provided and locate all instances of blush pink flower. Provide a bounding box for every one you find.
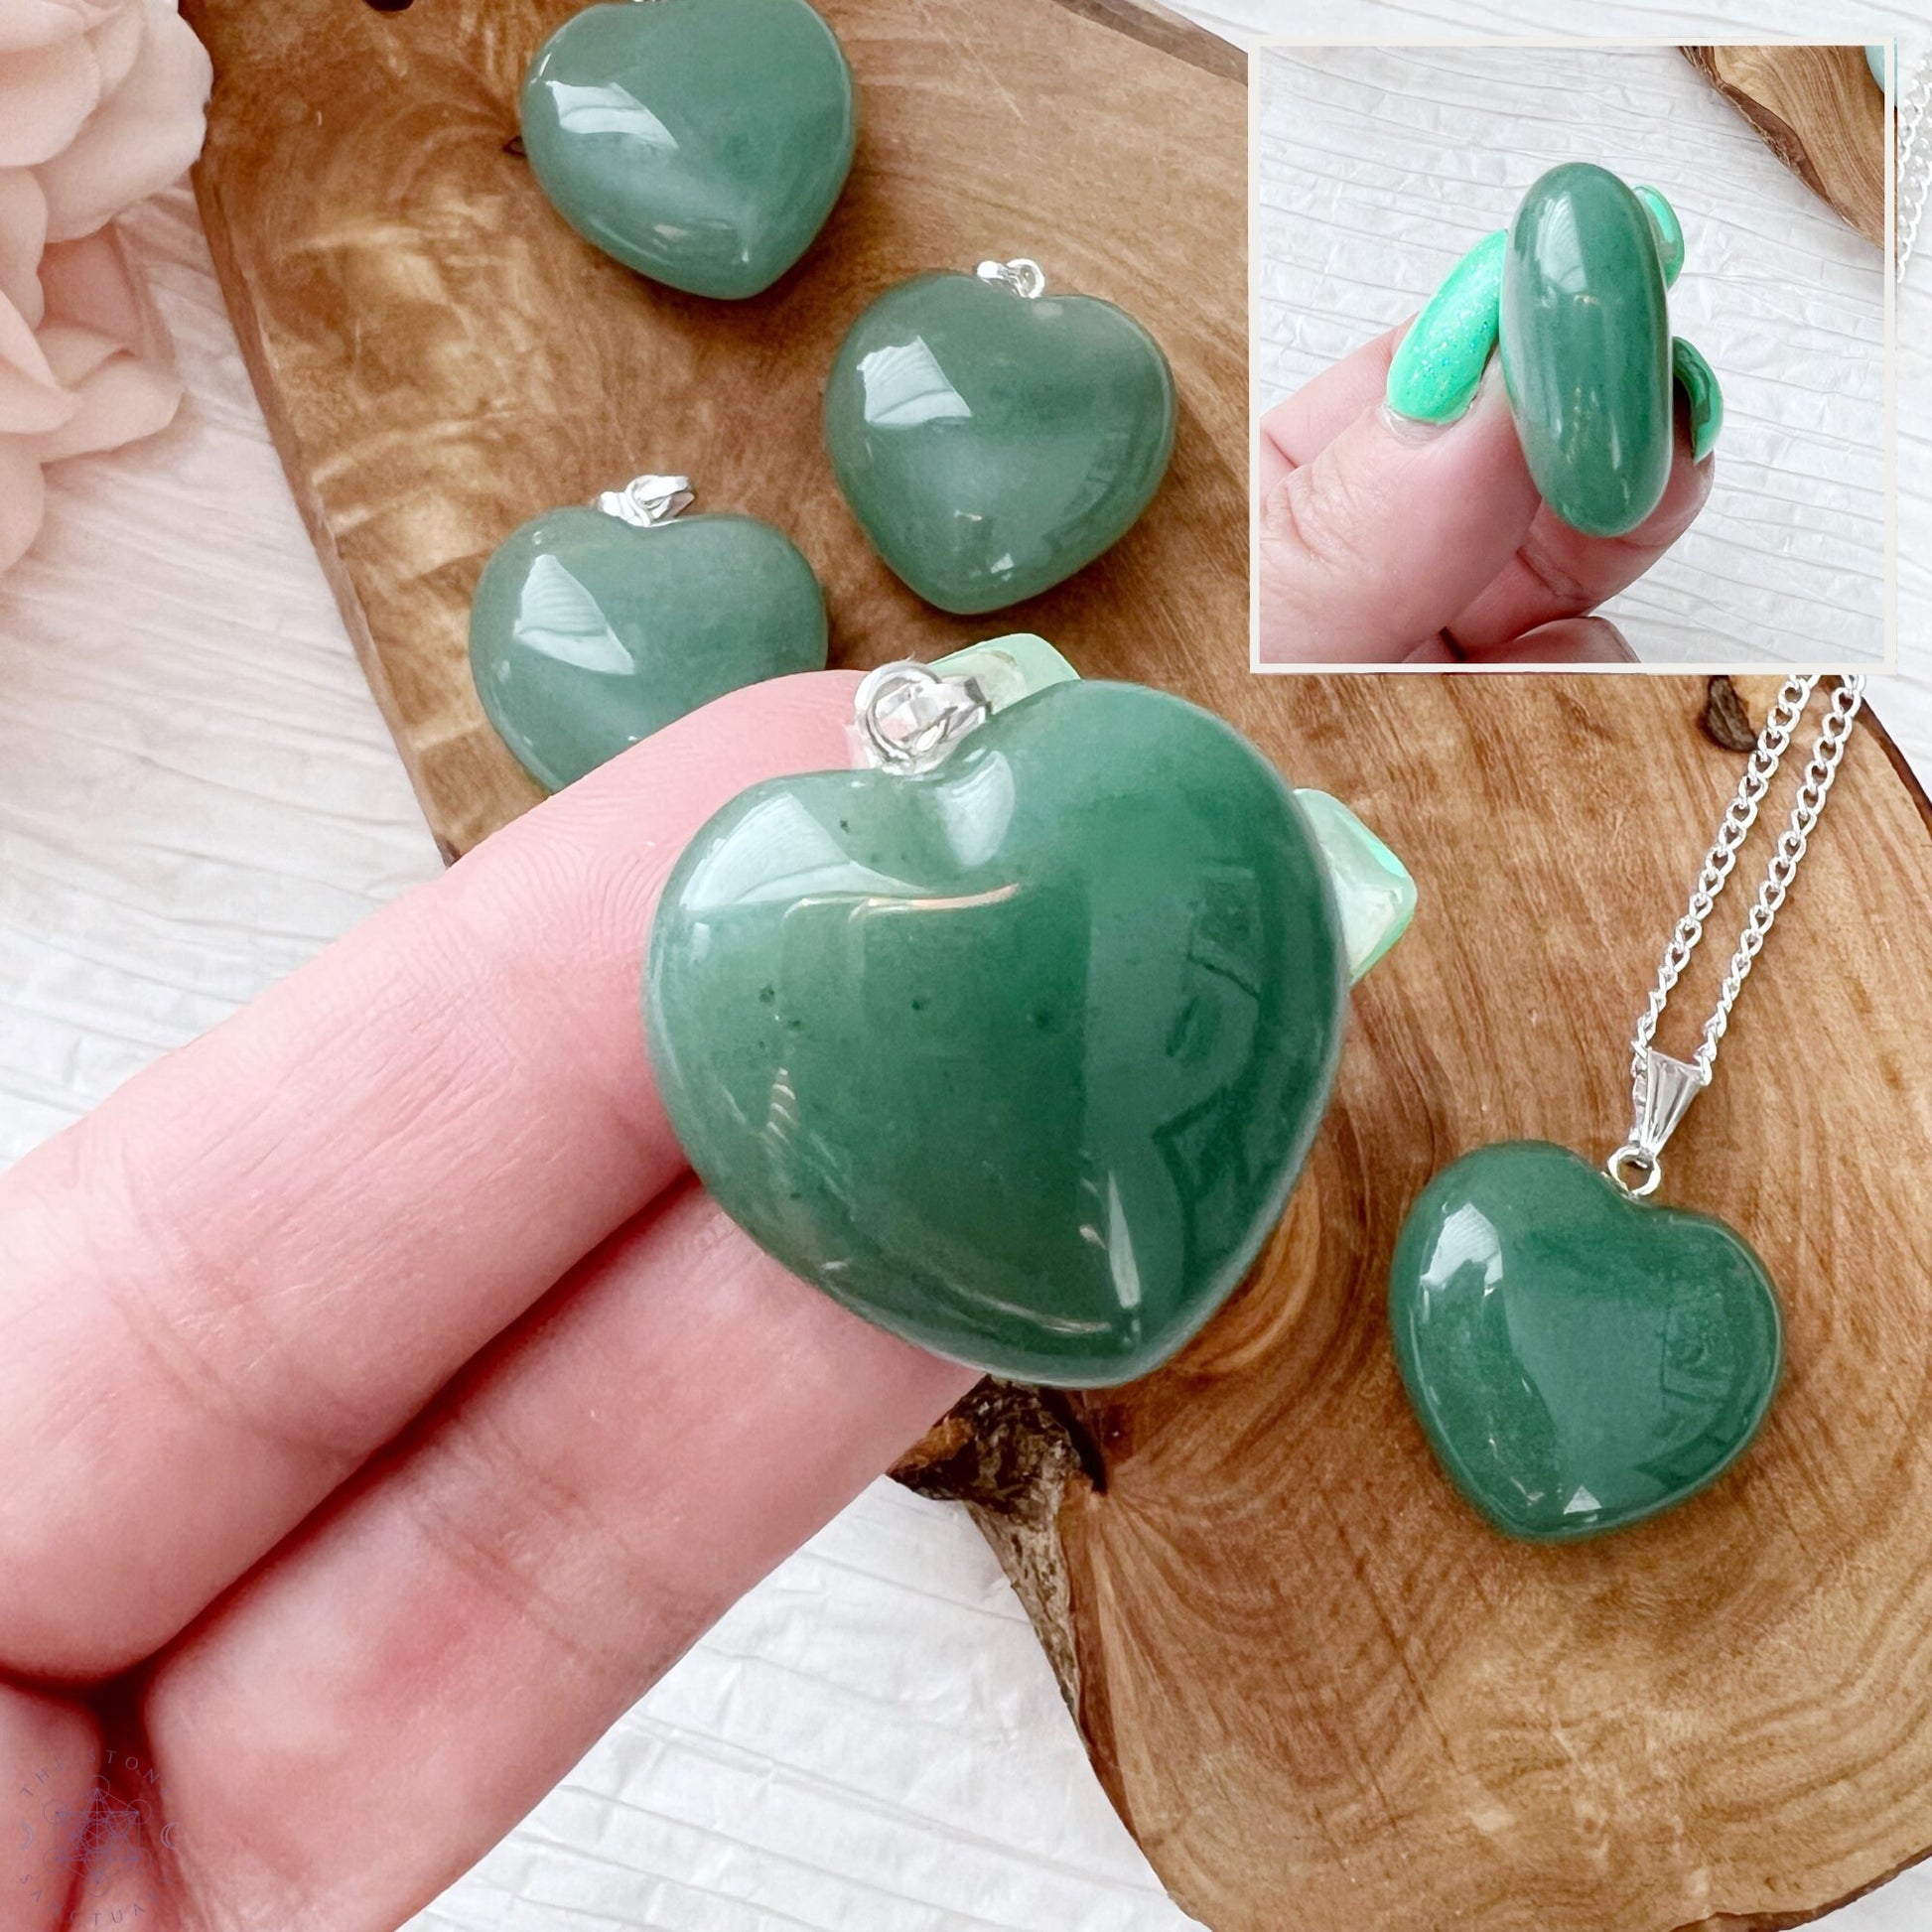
[0,0,209,573]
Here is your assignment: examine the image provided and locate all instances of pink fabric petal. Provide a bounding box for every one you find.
[23,332,179,460]
[0,0,201,576]
[36,0,208,242]
[40,224,164,357]
[30,233,180,459]
[0,170,50,328]
[0,1,122,57]
[88,0,143,95]
[0,438,48,574]
[0,31,104,167]
[35,317,121,386]
[0,290,77,433]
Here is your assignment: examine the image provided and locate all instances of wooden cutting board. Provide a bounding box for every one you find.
[182,0,1245,861]
[1684,45,1887,249]
[184,3,1932,1927]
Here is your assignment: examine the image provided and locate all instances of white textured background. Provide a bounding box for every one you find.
[0,4,1928,1931]
[1255,41,1887,666]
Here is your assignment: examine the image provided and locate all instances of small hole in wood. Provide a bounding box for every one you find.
[1701,675,1757,753]
[363,0,415,13]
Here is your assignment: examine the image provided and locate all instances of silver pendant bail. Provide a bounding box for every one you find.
[1607,1047,1710,1198]
[595,474,695,527]
[975,257,1046,299]
[853,660,991,774]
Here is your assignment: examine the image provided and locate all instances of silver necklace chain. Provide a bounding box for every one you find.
[1608,674,1865,1197]
[1901,47,1931,275]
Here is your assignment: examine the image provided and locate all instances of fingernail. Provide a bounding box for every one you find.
[1671,335,1723,463]
[1383,351,1506,444]
[1385,228,1506,428]
[1635,185,1685,288]
[1379,403,1459,443]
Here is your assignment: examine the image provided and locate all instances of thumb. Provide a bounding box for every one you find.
[1258,360,1542,665]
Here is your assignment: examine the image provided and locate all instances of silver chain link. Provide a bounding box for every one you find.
[1900,48,1932,275]
[1611,675,1864,1193]
[851,661,990,773]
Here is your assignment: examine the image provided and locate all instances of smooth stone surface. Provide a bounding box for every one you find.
[1390,1140,1782,1542]
[920,643,1413,984]
[1500,163,1675,538]
[471,506,826,791]
[824,272,1176,615]
[520,0,856,300]
[646,679,1347,1385]
[1385,228,1504,425]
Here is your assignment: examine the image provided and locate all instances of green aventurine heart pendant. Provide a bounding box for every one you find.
[645,673,1350,1386]
[1390,1142,1782,1542]
[824,260,1177,614]
[1385,163,1722,536]
[471,478,826,792]
[520,0,856,300]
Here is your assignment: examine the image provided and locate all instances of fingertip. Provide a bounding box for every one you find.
[1260,358,1540,664]
[1262,321,1409,471]
[1466,616,1638,665]
[518,668,864,850]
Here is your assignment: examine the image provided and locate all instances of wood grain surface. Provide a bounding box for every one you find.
[1685,45,1887,249]
[183,0,1247,859]
[183,4,1932,1928]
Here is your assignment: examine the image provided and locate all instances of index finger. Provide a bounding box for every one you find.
[1258,359,1543,664]
[1258,322,1405,491]
[0,671,862,1679]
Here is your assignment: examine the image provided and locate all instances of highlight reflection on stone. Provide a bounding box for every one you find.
[519,0,856,300]
[645,680,1346,1385]
[1500,164,1676,537]
[824,272,1176,614]
[470,506,826,791]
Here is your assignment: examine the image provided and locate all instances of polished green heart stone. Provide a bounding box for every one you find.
[823,272,1176,615]
[520,0,856,300]
[645,679,1346,1385]
[471,506,826,791]
[1500,163,1675,538]
[1390,1141,1782,1542]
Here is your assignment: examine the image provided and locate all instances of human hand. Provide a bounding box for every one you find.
[1257,324,1714,665]
[0,673,977,1932]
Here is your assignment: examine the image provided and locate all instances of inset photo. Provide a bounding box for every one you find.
[1252,42,1892,670]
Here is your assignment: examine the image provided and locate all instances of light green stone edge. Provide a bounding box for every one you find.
[1290,790,1416,980]
[934,636,1415,982]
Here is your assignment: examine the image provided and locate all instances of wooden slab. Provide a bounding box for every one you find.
[1685,45,1887,249]
[182,0,1247,860]
[184,5,1932,1928]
